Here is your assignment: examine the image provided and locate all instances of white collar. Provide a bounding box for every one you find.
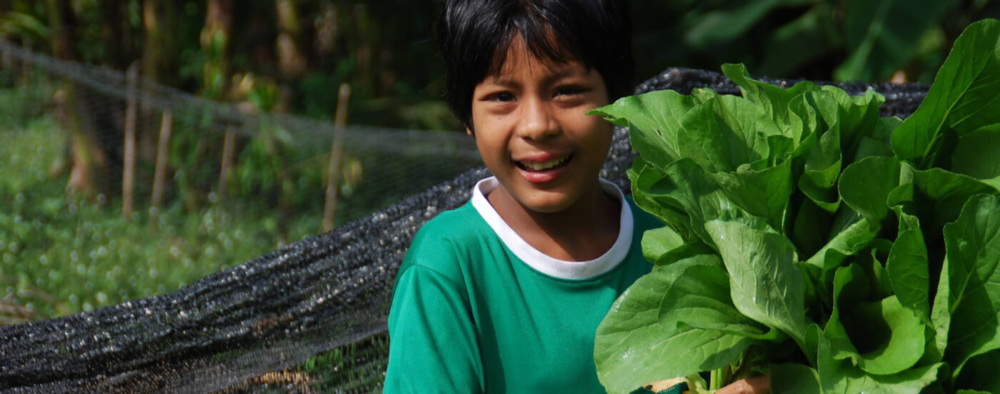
[470,177,634,280]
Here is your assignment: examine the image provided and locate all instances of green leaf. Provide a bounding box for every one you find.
[684,0,816,48]
[804,210,880,270]
[951,127,1000,182]
[672,93,776,173]
[847,296,927,375]
[652,242,716,267]
[632,158,745,246]
[594,86,782,175]
[591,90,703,168]
[704,220,809,348]
[824,264,870,362]
[798,122,844,213]
[674,101,756,173]
[835,0,955,81]
[886,215,931,323]
[816,332,942,393]
[839,156,901,224]
[891,19,1000,167]
[853,128,898,162]
[942,194,1000,374]
[595,256,753,394]
[929,246,953,365]
[823,87,891,155]
[770,363,822,394]
[866,241,896,300]
[889,166,997,240]
[641,226,685,264]
[791,199,833,257]
[955,350,1000,393]
[629,157,694,241]
[713,158,794,232]
[723,63,821,145]
[657,259,772,340]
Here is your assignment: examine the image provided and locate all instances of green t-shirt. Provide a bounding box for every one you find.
[385,177,661,393]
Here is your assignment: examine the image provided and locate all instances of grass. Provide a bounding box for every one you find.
[0,111,325,321]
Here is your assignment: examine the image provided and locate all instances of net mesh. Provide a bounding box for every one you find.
[0,39,929,393]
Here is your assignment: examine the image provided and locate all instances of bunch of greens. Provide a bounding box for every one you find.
[590,19,1000,394]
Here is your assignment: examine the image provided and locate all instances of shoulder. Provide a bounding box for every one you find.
[399,202,491,280]
[409,202,488,252]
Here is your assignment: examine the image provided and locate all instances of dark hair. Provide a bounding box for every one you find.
[438,0,634,130]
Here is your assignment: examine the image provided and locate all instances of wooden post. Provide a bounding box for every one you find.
[1,47,11,73]
[20,41,33,82]
[219,128,237,199]
[151,109,173,212]
[122,62,139,220]
[322,83,351,232]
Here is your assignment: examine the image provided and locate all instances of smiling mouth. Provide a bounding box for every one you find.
[515,155,572,172]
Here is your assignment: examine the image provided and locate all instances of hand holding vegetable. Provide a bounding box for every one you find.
[716,376,769,394]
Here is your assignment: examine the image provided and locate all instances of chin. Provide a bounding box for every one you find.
[519,193,576,214]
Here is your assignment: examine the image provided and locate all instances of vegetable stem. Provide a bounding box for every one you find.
[709,365,732,390]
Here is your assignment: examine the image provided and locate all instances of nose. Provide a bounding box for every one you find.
[516,97,559,141]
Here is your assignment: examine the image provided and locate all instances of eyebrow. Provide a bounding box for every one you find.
[487,66,587,89]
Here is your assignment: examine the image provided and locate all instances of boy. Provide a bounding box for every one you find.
[385,1,766,392]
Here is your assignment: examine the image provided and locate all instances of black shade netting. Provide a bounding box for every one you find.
[0,67,929,393]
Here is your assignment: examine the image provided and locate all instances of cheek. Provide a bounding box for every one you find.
[474,130,508,161]
[583,119,614,158]
[579,116,614,142]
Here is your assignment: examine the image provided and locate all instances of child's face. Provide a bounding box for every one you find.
[468,36,613,214]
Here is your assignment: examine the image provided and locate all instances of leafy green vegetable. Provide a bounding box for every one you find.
[594,255,754,394]
[890,20,1000,169]
[592,18,1000,394]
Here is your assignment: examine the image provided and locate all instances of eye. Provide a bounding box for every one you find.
[488,92,515,102]
[554,86,586,97]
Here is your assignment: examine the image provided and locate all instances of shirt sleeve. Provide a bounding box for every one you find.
[384,265,483,393]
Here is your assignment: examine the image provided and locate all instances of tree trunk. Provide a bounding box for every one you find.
[100,0,134,71]
[202,0,236,202]
[142,0,179,87]
[322,84,352,233]
[139,1,181,181]
[276,0,307,81]
[47,0,110,199]
[151,110,173,214]
[202,0,233,100]
[122,63,139,219]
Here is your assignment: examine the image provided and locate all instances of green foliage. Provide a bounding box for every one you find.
[0,114,320,321]
[639,0,999,83]
[590,19,1000,393]
[0,10,50,43]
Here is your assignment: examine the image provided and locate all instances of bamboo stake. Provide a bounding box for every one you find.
[20,45,32,82]
[1,48,11,71]
[151,109,173,212]
[122,62,139,220]
[219,128,236,199]
[322,83,351,233]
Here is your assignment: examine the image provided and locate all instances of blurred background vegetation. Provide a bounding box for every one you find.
[1,0,998,324]
[6,0,998,131]
[1,0,998,388]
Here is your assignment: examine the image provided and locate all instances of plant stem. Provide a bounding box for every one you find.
[709,365,731,390]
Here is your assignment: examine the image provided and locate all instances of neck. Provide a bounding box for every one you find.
[487,180,620,261]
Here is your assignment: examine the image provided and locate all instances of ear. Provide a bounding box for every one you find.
[465,127,474,136]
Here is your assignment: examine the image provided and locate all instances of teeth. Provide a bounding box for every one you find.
[521,156,568,171]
